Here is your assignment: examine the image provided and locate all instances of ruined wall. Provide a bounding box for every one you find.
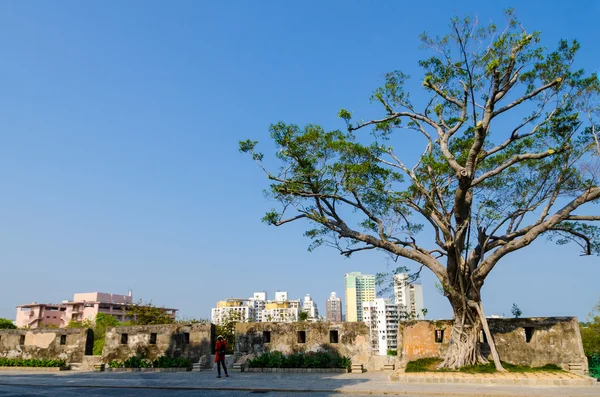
[235,322,372,368]
[487,317,586,368]
[400,317,587,370]
[400,320,453,363]
[102,323,213,368]
[0,328,87,364]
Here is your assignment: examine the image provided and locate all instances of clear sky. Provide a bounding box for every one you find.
[1,1,599,322]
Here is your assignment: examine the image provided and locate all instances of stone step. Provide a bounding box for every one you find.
[231,363,244,372]
[191,363,203,372]
[351,364,364,374]
[383,364,395,371]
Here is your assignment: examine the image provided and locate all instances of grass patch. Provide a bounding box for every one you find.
[405,358,564,374]
[405,358,443,372]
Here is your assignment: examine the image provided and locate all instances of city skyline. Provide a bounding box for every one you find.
[1,1,599,323]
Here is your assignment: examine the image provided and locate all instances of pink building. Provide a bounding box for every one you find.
[15,291,177,328]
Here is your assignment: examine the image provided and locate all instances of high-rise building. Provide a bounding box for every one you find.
[302,294,319,320]
[326,292,342,322]
[248,292,267,322]
[362,298,400,355]
[344,272,376,322]
[394,273,425,320]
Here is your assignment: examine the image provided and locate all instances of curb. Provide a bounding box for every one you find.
[0,382,598,397]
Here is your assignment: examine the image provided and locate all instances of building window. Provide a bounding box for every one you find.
[19,335,25,345]
[121,333,128,344]
[263,331,271,343]
[329,330,339,344]
[183,333,190,344]
[524,327,534,343]
[434,329,444,343]
[150,333,157,344]
[297,331,306,344]
[60,335,67,345]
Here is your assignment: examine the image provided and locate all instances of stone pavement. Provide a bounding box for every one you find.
[0,370,597,396]
[393,370,596,386]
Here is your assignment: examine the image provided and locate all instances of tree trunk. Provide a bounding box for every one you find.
[438,298,506,371]
[438,302,487,369]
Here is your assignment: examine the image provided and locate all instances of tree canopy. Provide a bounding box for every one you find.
[240,10,600,369]
[0,318,16,330]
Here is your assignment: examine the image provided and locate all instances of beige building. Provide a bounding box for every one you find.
[345,272,376,322]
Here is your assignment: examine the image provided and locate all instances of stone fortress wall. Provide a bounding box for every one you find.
[0,317,588,373]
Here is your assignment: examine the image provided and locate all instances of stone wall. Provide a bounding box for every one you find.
[235,321,376,369]
[400,317,587,370]
[102,323,213,368]
[0,328,87,364]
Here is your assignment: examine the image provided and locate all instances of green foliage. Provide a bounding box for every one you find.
[0,318,16,329]
[298,311,309,321]
[153,356,191,368]
[92,313,122,356]
[66,319,92,329]
[214,311,242,354]
[386,349,397,356]
[125,300,175,326]
[511,303,522,318]
[0,358,66,367]
[581,298,600,356]
[107,356,191,369]
[247,350,351,369]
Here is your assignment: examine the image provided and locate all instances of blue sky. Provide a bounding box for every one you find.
[1,1,599,322]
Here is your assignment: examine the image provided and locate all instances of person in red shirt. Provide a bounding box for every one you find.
[214,335,229,378]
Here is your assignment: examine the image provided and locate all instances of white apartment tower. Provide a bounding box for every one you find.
[248,291,267,322]
[302,294,319,320]
[362,298,400,355]
[394,273,425,320]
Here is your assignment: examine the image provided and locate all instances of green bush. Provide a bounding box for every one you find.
[153,356,191,368]
[0,358,66,367]
[109,356,191,369]
[247,351,350,369]
[386,349,397,356]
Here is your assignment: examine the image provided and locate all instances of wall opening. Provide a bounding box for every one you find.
[479,330,487,344]
[329,330,339,344]
[150,333,157,344]
[263,331,271,343]
[85,329,94,355]
[297,331,306,344]
[19,335,25,345]
[121,333,128,345]
[60,335,67,345]
[524,327,535,343]
[434,329,444,343]
[183,332,190,344]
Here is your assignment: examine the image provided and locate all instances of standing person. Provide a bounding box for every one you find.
[214,335,229,378]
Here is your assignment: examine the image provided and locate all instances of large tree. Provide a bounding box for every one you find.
[240,11,600,370]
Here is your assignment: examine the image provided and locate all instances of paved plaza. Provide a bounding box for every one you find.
[0,370,598,397]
